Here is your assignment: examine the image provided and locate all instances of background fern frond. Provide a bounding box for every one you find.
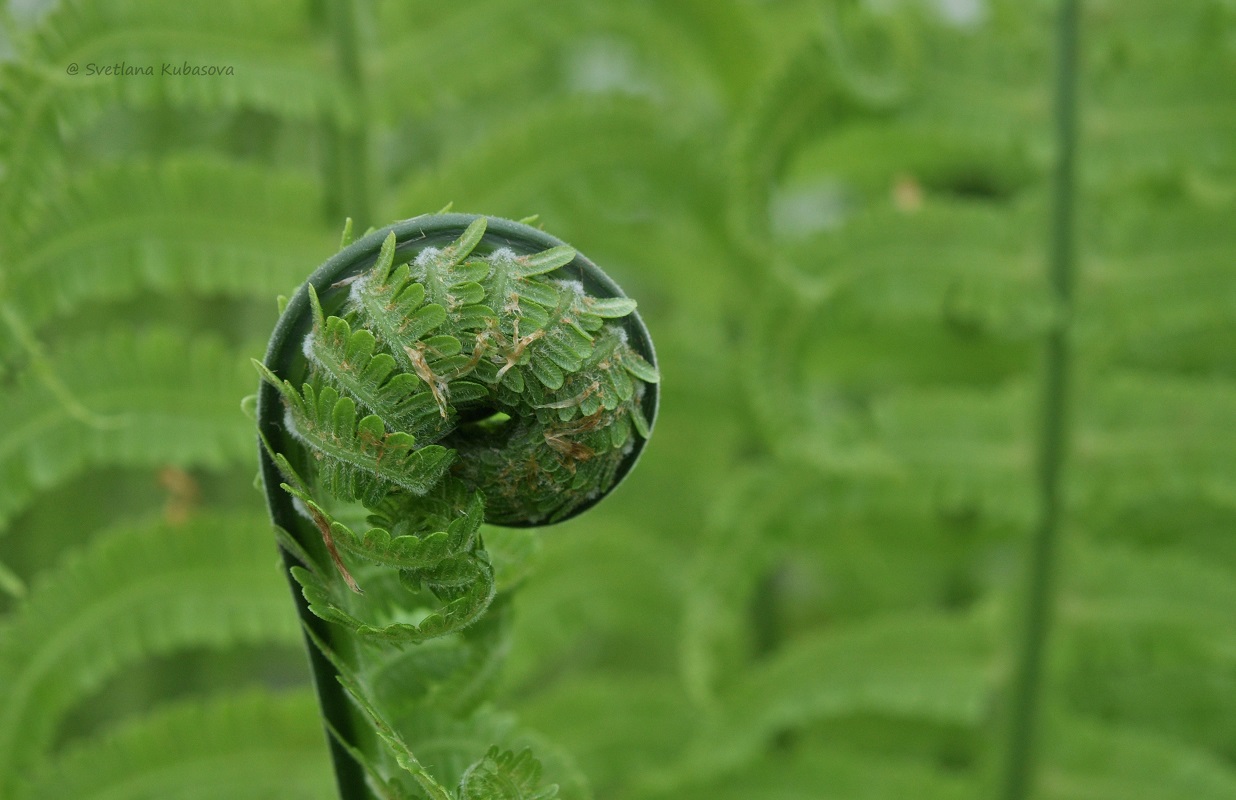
[0,0,345,225]
[635,744,974,800]
[1041,716,1236,800]
[2,157,331,360]
[389,98,716,225]
[0,328,258,534]
[0,512,302,793]
[17,690,332,800]
[685,612,992,778]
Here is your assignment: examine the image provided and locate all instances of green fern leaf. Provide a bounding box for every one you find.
[284,483,483,573]
[636,741,972,800]
[258,367,455,504]
[682,612,991,780]
[289,556,495,644]
[2,157,331,365]
[514,674,693,798]
[389,98,711,223]
[0,512,301,793]
[1072,374,1236,509]
[1041,715,1236,800]
[16,690,332,800]
[306,289,429,429]
[0,328,259,535]
[0,0,346,222]
[503,518,684,691]
[460,746,558,800]
[371,1,554,118]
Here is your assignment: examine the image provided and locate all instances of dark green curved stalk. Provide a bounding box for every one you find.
[1000,2,1079,798]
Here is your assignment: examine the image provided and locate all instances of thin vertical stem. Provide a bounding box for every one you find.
[1000,2,1079,799]
[327,0,372,229]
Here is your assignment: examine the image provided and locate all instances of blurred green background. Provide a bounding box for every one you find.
[2,0,1235,798]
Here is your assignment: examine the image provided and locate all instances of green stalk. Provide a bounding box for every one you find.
[999,2,1079,799]
[327,0,372,229]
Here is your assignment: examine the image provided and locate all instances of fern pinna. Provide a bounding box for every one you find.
[255,213,659,800]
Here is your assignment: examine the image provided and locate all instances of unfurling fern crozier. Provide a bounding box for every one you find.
[255,213,658,799]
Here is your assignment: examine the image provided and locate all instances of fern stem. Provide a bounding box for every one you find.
[326,0,372,229]
[1000,2,1079,799]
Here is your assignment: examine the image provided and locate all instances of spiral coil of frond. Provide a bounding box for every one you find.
[256,213,659,799]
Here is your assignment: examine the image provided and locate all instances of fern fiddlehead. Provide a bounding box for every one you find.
[255,213,659,799]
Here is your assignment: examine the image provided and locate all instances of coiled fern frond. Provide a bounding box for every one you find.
[256,213,659,799]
